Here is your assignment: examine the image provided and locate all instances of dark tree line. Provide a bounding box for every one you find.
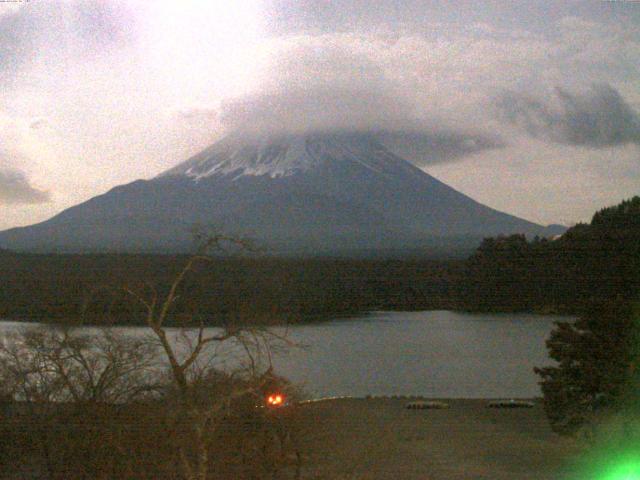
[520,197,640,438]
[462,196,640,314]
[0,254,463,325]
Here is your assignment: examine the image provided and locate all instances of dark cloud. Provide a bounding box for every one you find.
[378,131,504,166]
[0,168,49,204]
[496,84,640,148]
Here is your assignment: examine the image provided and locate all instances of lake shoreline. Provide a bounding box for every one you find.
[0,307,570,328]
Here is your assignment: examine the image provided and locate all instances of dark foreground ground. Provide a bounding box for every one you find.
[295,398,581,480]
[0,397,587,479]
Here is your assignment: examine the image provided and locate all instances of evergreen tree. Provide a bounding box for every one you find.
[534,300,640,436]
[463,196,640,313]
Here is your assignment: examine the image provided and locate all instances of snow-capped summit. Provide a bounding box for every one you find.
[159,132,419,181]
[0,131,564,254]
[160,133,314,180]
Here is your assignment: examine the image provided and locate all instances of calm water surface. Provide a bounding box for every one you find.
[0,311,571,398]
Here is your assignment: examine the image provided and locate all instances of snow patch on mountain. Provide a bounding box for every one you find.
[158,132,421,181]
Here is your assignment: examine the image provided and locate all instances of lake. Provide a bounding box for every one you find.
[0,310,570,399]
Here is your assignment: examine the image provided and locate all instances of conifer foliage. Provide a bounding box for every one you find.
[534,300,639,435]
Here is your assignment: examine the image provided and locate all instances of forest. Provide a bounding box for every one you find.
[0,196,637,325]
[462,196,640,313]
[0,253,463,325]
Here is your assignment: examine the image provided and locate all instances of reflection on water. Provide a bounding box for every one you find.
[0,310,571,398]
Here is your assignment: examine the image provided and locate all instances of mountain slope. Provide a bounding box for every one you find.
[0,132,562,254]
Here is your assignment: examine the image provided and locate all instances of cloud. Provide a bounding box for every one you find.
[378,131,504,166]
[217,88,503,164]
[0,168,49,204]
[0,0,137,85]
[1,2,639,228]
[220,88,409,134]
[28,118,49,130]
[0,3,25,20]
[211,33,506,163]
[495,84,640,148]
[218,35,410,133]
[0,113,52,205]
[209,22,639,161]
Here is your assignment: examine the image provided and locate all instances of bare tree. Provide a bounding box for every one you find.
[0,324,161,479]
[0,325,159,403]
[123,233,301,480]
[0,234,301,480]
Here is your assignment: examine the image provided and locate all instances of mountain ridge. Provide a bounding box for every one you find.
[0,131,565,255]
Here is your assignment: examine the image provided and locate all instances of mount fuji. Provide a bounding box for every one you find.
[0,132,563,254]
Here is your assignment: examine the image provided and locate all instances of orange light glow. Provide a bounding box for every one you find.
[266,393,285,407]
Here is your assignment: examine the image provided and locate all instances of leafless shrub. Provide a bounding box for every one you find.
[121,233,302,480]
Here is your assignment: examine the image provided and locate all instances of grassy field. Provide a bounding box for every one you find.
[294,398,582,480]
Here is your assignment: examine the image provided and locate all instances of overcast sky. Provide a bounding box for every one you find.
[0,0,639,229]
